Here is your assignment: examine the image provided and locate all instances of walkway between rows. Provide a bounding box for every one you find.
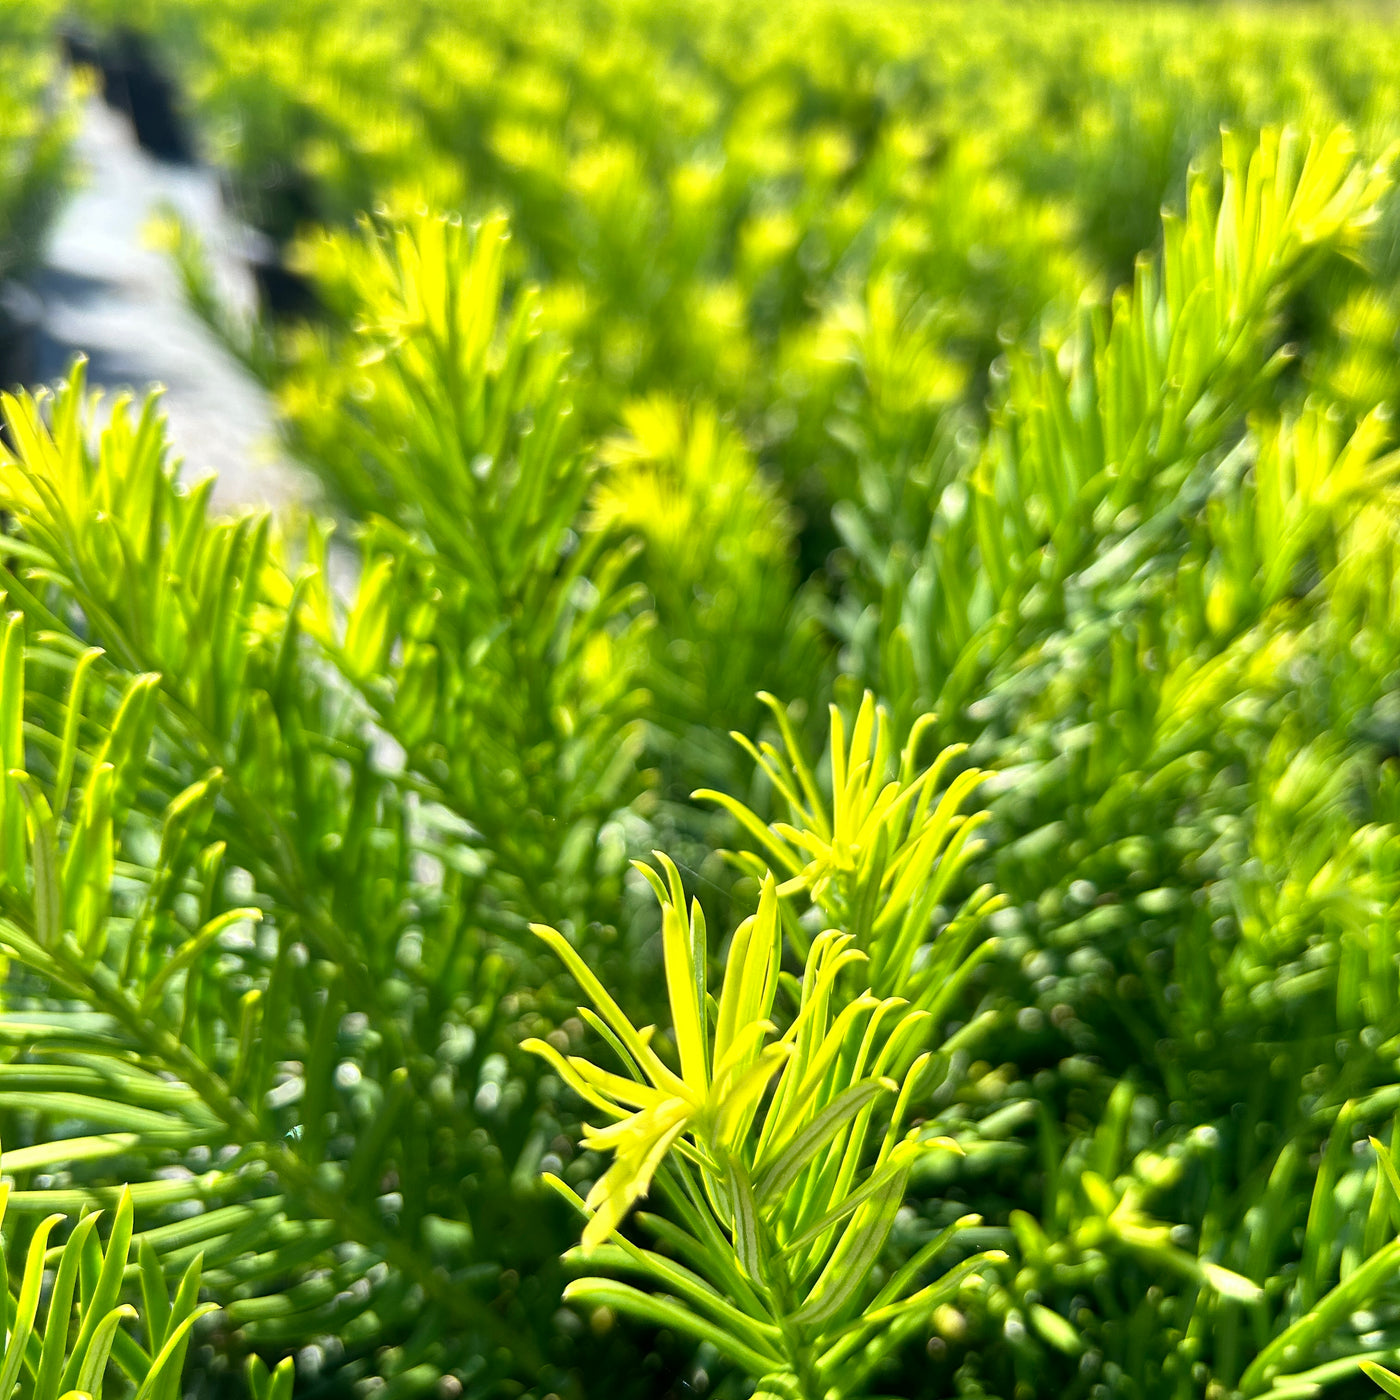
[35,94,316,512]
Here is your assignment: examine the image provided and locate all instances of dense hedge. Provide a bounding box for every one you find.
[4,4,1400,1400]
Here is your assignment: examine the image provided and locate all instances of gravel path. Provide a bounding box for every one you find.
[35,95,317,513]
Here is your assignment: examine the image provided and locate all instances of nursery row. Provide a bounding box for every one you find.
[6,4,1400,1400]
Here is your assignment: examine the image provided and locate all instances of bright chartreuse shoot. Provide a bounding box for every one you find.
[527,853,1004,1400]
[698,690,1004,1012]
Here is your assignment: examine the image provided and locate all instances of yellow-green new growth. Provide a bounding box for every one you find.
[699,691,1004,1010]
[699,692,988,907]
[525,863,794,1246]
[526,849,990,1400]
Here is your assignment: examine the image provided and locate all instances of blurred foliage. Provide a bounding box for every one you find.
[0,2,74,290]
[12,2,1400,1400]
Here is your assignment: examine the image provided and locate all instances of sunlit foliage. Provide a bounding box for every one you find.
[9,3,1400,1400]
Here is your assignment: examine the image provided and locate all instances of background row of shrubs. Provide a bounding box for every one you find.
[5,3,1400,1400]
